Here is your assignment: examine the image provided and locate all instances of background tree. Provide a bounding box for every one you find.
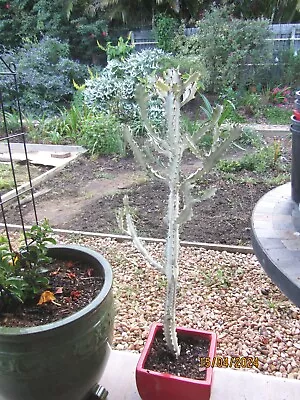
[0,0,108,62]
[96,0,300,25]
[224,0,300,23]
[1,0,299,64]
[96,0,207,26]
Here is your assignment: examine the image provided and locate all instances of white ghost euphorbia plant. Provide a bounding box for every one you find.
[118,69,242,358]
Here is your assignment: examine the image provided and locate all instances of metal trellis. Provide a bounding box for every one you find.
[0,55,38,250]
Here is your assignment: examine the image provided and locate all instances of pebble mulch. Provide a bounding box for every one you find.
[57,234,300,380]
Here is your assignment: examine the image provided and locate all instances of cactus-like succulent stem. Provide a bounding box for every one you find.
[122,195,164,274]
[120,69,242,357]
[185,126,242,184]
[176,181,195,225]
[164,275,180,358]
[124,126,167,180]
[136,86,171,158]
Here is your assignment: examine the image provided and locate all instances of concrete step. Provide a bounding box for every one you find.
[100,350,300,400]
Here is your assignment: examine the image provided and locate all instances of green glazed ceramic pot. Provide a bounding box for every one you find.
[0,245,114,400]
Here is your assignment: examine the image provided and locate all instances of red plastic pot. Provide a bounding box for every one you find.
[136,323,217,400]
[293,109,300,121]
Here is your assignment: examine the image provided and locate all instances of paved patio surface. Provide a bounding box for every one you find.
[251,182,300,307]
[100,350,300,400]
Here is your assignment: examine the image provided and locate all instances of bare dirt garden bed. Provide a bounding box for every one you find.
[3,133,292,246]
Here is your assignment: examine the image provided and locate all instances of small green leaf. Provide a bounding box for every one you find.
[43,238,56,244]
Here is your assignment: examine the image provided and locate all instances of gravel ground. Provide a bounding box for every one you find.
[57,234,300,380]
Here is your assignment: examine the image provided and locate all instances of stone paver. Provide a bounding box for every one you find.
[251,182,300,307]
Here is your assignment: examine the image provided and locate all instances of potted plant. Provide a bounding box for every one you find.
[293,90,300,121]
[0,220,114,400]
[118,69,241,400]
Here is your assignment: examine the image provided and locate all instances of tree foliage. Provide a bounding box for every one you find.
[1,0,298,60]
[0,0,108,62]
[94,0,300,25]
[227,0,300,23]
[173,5,273,92]
[0,37,87,115]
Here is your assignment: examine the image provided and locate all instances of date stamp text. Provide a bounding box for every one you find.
[199,356,259,369]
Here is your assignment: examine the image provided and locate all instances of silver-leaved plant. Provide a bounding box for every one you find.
[118,69,242,358]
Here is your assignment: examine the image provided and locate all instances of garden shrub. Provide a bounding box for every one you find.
[83,48,167,135]
[217,87,247,122]
[276,49,300,87]
[26,102,124,156]
[219,84,293,124]
[34,103,87,144]
[158,54,210,89]
[97,33,134,61]
[264,106,292,125]
[76,112,124,156]
[217,143,282,173]
[172,5,273,93]
[154,13,179,52]
[70,16,108,63]
[260,85,291,106]
[237,127,263,148]
[0,37,88,116]
[239,92,264,117]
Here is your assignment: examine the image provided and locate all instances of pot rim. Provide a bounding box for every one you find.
[291,115,300,123]
[0,244,113,336]
[137,322,217,384]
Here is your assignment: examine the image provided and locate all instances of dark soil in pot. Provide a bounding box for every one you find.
[145,330,209,380]
[0,245,114,400]
[0,258,104,327]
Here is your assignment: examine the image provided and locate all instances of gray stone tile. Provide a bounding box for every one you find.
[252,183,300,306]
[269,248,300,263]
[252,214,272,222]
[272,219,294,230]
[254,228,295,240]
[212,366,300,400]
[258,238,284,250]
[252,220,273,230]
[274,201,295,216]
[282,239,300,251]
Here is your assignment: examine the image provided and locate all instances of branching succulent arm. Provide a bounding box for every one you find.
[124,127,167,181]
[118,69,241,358]
[184,126,241,185]
[118,196,164,274]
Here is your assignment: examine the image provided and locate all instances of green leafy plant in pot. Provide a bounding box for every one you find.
[0,220,114,400]
[118,69,242,400]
